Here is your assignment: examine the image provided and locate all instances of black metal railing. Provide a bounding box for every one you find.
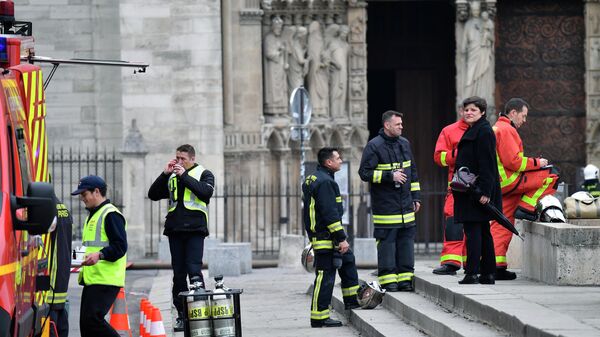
[47,147,445,257]
[48,147,122,240]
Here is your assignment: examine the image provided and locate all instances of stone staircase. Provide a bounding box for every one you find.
[329,261,600,337]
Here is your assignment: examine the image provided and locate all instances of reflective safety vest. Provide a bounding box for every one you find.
[168,165,209,219]
[79,203,127,287]
[493,116,543,193]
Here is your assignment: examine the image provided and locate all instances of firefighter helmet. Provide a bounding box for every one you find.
[301,244,315,273]
[536,195,566,223]
[584,164,599,180]
[357,281,386,309]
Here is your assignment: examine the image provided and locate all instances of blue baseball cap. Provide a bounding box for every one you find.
[71,175,107,195]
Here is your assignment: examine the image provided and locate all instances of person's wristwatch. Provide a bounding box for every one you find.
[98,252,105,260]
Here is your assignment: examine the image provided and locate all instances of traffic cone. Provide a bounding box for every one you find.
[139,299,148,337]
[149,307,167,337]
[109,288,133,337]
[144,304,153,337]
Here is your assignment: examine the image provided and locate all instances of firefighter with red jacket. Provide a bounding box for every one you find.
[432,110,469,275]
[303,147,359,328]
[359,110,421,292]
[492,98,559,280]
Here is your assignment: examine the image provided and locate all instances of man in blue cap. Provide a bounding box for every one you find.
[71,175,128,337]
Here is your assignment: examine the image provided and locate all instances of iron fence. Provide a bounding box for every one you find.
[48,147,445,257]
[48,147,122,240]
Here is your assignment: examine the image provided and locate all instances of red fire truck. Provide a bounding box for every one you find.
[0,1,147,336]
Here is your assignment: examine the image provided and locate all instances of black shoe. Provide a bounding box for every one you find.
[495,268,517,280]
[514,207,537,221]
[345,302,360,310]
[311,318,343,328]
[381,283,399,292]
[174,317,184,332]
[397,281,414,292]
[458,274,479,284]
[478,274,495,284]
[433,264,459,275]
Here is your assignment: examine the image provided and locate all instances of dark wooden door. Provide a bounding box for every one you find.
[367,1,456,248]
[496,0,585,186]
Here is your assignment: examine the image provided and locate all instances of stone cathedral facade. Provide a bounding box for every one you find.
[15,0,600,256]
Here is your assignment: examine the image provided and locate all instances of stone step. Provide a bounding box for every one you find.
[332,280,505,337]
[382,290,506,337]
[413,265,599,337]
[331,287,426,337]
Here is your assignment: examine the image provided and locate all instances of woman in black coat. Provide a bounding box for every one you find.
[453,96,502,284]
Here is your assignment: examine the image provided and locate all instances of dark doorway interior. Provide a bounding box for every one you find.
[367,1,456,247]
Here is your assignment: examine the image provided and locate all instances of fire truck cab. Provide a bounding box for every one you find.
[0,2,60,337]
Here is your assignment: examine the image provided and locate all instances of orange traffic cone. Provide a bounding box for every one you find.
[149,307,167,337]
[109,288,133,337]
[144,304,153,337]
[139,299,148,337]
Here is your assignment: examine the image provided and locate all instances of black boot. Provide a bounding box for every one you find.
[382,282,399,292]
[433,264,459,275]
[478,274,495,284]
[397,280,414,292]
[311,318,343,328]
[495,267,517,280]
[458,274,479,284]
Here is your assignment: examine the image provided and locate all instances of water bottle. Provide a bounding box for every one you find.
[394,169,403,189]
[332,249,343,269]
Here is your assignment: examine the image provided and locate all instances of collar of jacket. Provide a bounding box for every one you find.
[317,164,335,178]
[497,115,516,129]
[458,118,470,130]
[461,116,491,142]
[87,199,111,217]
[378,128,399,142]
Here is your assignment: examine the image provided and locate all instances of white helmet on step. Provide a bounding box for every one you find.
[301,244,315,273]
[571,191,595,203]
[357,281,386,309]
[536,195,566,223]
[584,164,599,180]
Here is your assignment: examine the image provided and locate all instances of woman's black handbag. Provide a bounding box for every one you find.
[450,167,478,192]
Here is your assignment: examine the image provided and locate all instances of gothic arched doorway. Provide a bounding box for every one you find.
[367,0,457,247]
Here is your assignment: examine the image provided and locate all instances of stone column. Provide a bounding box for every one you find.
[347,1,368,123]
[120,119,148,260]
[586,0,600,167]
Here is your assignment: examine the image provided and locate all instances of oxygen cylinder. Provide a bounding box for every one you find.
[211,275,235,337]
[187,277,212,337]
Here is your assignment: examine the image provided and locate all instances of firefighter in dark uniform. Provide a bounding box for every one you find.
[359,110,421,292]
[48,195,73,337]
[303,147,360,328]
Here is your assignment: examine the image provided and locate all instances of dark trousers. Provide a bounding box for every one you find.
[375,226,416,285]
[310,250,359,322]
[49,307,69,337]
[79,285,120,337]
[168,233,205,316]
[463,221,495,275]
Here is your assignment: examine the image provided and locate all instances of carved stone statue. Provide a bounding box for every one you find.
[263,16,289,115]
[461,1,494,103]
[287,26,309,95]
[307,20,330,118]
[329,24,349,118]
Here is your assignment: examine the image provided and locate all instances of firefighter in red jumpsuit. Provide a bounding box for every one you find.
[432,110,469,275]
[492,98,559,280]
